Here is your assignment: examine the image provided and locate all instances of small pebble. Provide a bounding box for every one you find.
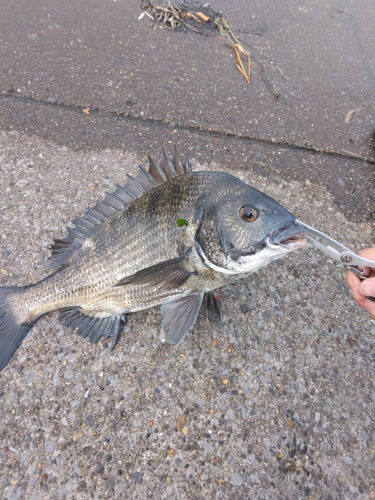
[44,442,54,452]
[24,370,36,383]
[64,370,74,380]
[225,408,236,421]
[104,476,115,491]
[232,473,243,486]
[177,415,185,431]
[95,464,105,474]
[130,472,143,484]
[73,430,83,442]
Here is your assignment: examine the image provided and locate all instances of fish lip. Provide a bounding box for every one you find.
[266,224,309,250]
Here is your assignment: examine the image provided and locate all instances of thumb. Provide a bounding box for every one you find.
[359,277,375,298]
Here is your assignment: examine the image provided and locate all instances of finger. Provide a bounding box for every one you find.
[346,270,362,301]
[358,248,375,261]
[359,276,375,297]
[346,271,375,319]
[358,248,375,274]
[357,297,375,320]
[359,278,375,319]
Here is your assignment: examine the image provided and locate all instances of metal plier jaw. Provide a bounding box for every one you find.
[295,219,375,301]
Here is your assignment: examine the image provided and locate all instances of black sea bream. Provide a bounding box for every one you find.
[0,148,308,371]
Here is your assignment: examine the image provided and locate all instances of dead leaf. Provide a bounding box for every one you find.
[182,426,189,436]
[168,449,175,458]
[287,421,294,428]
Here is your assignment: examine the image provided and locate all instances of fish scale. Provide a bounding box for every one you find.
[0,147,308,371]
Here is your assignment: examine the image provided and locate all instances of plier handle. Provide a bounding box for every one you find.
[295,219,375,302]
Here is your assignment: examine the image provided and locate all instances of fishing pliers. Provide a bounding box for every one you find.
[295,219,375,302]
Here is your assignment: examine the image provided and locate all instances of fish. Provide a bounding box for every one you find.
[0,147,308,371]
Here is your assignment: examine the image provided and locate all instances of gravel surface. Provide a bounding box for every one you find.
[0,132,374,499]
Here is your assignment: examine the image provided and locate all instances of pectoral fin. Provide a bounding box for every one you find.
[161,293,204,345]
[115,251,194,292]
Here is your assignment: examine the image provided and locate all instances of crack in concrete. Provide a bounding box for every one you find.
[1,92,374,165]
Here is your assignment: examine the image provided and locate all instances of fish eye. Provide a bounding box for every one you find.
[239,205,258,222]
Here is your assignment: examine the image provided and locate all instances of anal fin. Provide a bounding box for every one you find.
[161,293,204,345]
[60,308,125,350]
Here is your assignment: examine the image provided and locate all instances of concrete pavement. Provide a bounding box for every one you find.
[0,0,374,499]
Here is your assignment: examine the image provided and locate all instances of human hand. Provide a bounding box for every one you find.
[346,248,375,320]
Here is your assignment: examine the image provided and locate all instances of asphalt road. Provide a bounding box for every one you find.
[0,0,374,499]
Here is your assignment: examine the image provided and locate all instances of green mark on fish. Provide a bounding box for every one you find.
[177,218,189,227]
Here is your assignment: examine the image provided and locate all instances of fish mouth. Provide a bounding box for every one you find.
[266,224,309,251]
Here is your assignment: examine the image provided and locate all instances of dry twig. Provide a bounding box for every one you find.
[140,0,286,95]
[140,0,252,84]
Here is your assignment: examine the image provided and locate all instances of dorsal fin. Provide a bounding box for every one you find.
[160,146,178,179]
[172,145,184,175]
[44,147,191,269]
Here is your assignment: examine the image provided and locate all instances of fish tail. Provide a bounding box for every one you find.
[0,286,36,372]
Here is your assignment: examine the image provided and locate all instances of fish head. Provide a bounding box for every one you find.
[196,173,308,274]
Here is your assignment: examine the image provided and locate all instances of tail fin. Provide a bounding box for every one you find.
[0,286,34,372]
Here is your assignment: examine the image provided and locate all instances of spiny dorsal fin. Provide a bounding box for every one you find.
[183,153,192,173]
[172,145,184,175]
[44,146,191,269]
[160,146,178,180]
